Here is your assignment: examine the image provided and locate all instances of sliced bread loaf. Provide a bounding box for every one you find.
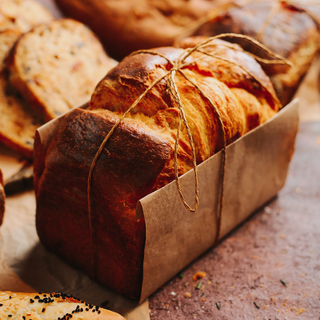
[0,29,43,158]
[0,0,54,33]
[8,18,118,121]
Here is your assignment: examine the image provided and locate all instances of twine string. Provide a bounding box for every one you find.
[87,35,292,276]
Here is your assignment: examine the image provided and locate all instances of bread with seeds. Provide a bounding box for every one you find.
[0,29,43,158]
[0,0,54,33]
[0,291,124,319]
[0,169,5,226]
[8,18,118,121]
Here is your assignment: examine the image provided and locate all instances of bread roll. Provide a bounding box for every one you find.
[35,39,280,298]
[53,0,233,59]
[194,1,320,105]
[0,169,5,226]
[0,29,43,158]
[0,291,124,319]
[8,19,118,122]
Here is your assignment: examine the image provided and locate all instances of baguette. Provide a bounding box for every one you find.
[35,39,281,298]
[8,19,118,121]
[0,291,124,319]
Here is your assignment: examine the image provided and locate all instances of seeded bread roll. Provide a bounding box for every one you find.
[0,291,124,319]
[194,1,320,105]
[0,0,54,33]
[0,169,5,226]
[8,19,118,121]
[35,39,280,298]
[0,29,43,158]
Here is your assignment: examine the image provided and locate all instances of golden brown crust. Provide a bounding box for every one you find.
[0,170,5,227]
[0,291,124,319]
[35,40,279,298]
[54,0,233,59]
[195,1,320,105]
[8,18,118,122]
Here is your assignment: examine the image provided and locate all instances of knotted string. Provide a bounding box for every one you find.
[87,34,291,275]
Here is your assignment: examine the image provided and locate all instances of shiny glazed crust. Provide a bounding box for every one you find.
[0,291,124,319]
[8,18,118,122]
[195,1,320,105]
[0,170,5,226]
[35,41,280,298]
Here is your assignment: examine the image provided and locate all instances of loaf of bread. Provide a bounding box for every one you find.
[8,18,118,121]
[0,169,5,227]
[35,39,281,298]
[194,1,320,105]
[53,0,234,59]
[0,291,124,319]
[0,0,54,33]
[0,29,43,158]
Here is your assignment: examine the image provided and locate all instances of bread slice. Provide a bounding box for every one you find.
[0,0,54,33]
[9,19,118,121]
[0,169,5,227]
[0,29,43,158]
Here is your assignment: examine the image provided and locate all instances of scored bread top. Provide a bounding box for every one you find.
[0,29,43,158]
[0,169,5,227]
[0,0,54,33]
[0,291,124,320]
[90,39,281,189]
[9,18,118,121]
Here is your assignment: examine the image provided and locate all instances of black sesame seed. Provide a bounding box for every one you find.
[30,299,34,303]
[42,308,45,312]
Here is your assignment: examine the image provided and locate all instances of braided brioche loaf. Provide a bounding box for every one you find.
[0,291,124,319]
[35,39,281,298]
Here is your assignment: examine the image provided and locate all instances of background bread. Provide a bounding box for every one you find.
[8,18,118,121]
[0,29,43,158]
[0,291,124,319]
[35,39,281,298]
[0,0,54,32]
[0,169,5,227]
[194,1,320,105]
[53,0,233,59]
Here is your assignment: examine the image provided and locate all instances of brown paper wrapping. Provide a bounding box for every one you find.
[138,99,299,301]
[35,99,299,303]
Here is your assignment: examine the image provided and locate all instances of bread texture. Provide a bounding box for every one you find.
[8,18,118,121]
[35,40,280,298]
[194,1,320,105]
[0,29,43,158]
[0,0,54,33]
[0,291,124,319]
[54,0,234,59]
[0,169,5,227]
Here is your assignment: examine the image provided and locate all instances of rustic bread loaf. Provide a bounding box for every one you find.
[0,29,43,158]
[0,291,124,319]
[0,169,5,226]
[194,1,320,105]
[53,0,233,59]
[8,18,118,122]
[0,0,54,33]
[34,39,280,298]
